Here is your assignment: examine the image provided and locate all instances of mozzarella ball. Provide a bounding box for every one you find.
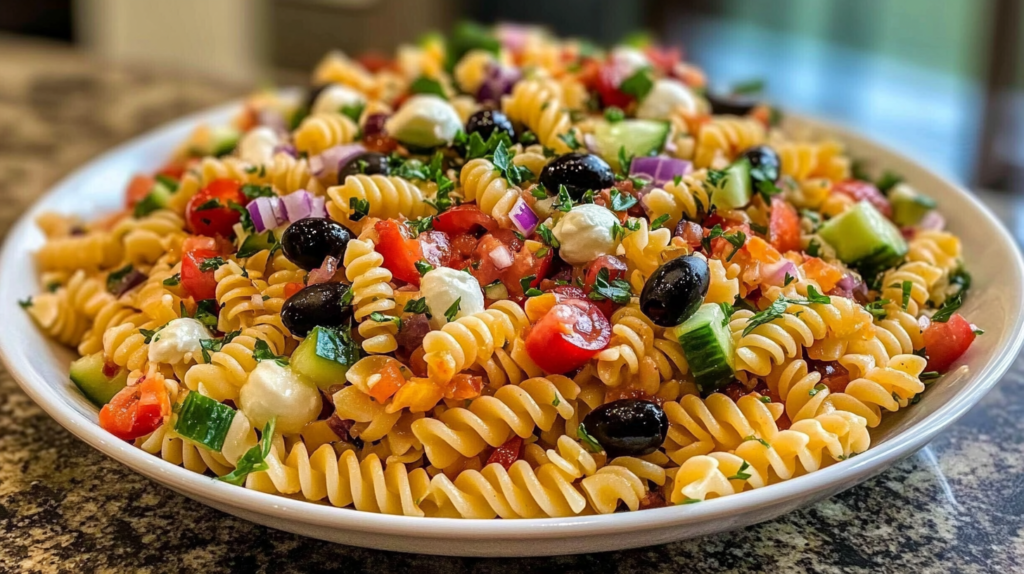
[239,361,322,434]
[147,318,212,364]
[237,126,280,166]
[420,267,485,326]
[610,46,651,76]
[385,95,462,148]
[552,204,620,265]
[311,83,366,116]
[636,79,700,121]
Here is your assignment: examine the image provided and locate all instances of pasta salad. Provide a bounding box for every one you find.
[23,23,978,518]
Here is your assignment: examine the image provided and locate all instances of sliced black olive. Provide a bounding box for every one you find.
[706,90,760,116]
[582,399,669,458]
[739,145,781,183]
[539,153,615,200]
[465,109,515,141]
[281,218,352,271]
[281,282,353,338]
[640,255,710,327]
[338,151,390,182]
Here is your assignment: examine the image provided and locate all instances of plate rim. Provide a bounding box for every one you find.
[2,97,1022,542]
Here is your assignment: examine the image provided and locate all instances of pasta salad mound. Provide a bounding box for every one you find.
[24,23,978,518]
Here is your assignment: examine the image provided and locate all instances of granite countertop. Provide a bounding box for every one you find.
[1,37,1023,574]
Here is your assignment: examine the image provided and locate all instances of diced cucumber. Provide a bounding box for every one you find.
[669,303,734,395]
[290,326,360,391]
[591,119,670,171]
[210,126,241,157]
[237,230,279,259]
[889,183,937,227]
[133,179,176,218]
[174,391,236,451]
[69,352,128,406]
[709,158,753,211]
[818,200,907,274]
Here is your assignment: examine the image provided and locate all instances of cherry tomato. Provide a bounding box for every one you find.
[526,298,611,373]
[486,435,523,471]
[181,248,221,301]
[769,196,802,253]
[433,204,497,235]
[419,230,452,268]
[447,233,479,270]
[596,64,634,109]
[182,236,218,254]
[446,373,484,401]
[806,359,851,394]
[832,180,892,218]
[582,255,628,316]
[552,285,586,299]
[374,219,424,285]
[98,377,170,441]
[503,245,552,300]
[923,313,977,373]
[185,179,247,237]
[125,175,156,208]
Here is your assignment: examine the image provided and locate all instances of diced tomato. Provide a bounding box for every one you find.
[801,257,843,293]
[185,178,247,237]
[357,51,393,74]
[486,435,523,470]
[433,205,497,235]
[503,245,552,300]
[374,219,425,285]
[367,360,407,404]
[468,234,510,286]
[745,236,781,264]
[832,180,892,218]
[125,175,156,208]
[98,377,170,441]
[552,285,586,299]
[769,196,802,253]
[418,230,452,268]
[526,298,611,373]
[284,282,305,299]
[447,233,479,270]
[156,162,186,180]
[596,64,634,109]
[389,378,444,413]
[923,313,976,373]
[676,220,705,250]
[182,236,218,254]
[181,248,221,301]
[446,373,484,401]
[575,59,602,91]
[806,359,851,393]
[582,255,628,317]
[644,46,682,75]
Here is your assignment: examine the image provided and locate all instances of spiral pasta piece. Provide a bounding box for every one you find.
[312,50,377,94]
[880,261,944,317]
[412,375,579,468]
[693,116,766,169]
[824,354,927,427]
[36,232,121,273]
[182,320,287,402]
[214,261,264,332]
[421,305,522,383]
[169,156,255,213]
[342,238,399,354]
[641,170,710,230]
[326,174,435,231]
[775,139,851,182]
[26,290,90,348]
[262,152,324,196]
[458,158,520,226]
[294,112,359,155]
[907,230,961,275]
[502,79,573,153]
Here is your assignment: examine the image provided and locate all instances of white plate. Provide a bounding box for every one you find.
[1,99,1022,557]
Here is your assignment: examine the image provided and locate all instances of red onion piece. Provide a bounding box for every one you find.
[257,108,287,132]
[273,143,298,158]
[508,197,539,236]
[917,210,945,231]
[311,144,365,178]
[495,23,530,53]
[836,273,862,292]
[762,259,798,287]
[489,245,514,270]
[310,196,327,218]
[308,255,339,285]
[281,190,314,221]
[111,269,148,297]
[583,133,601,155]
[476,64,522,103]
[630,156,692,186]
[248,196,284,233]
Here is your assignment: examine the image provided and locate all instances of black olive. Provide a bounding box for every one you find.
[338,151,390,182]
[539,153,615,200]
[281,218,352,271]
[706,91,760,116]
[739,145,781,183]
[304,84,331,114]
[640,255,710,327]
[465,109,515,141]
[582,399,668,458]
[281,282,353,338]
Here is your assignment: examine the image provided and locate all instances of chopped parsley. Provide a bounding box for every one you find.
[742,291,829,337]
[198,256,227,272]
[18,297,32,309]
[743,435,771,448]
[199,330,240,363]
[891,280,912,310]
[619,67,654,101]
[227,200,255,234]
[558,130,583,151]
[718,302,735,324]
[192,299,221,329]
[407,216,435,235]
[409,75,448,99]
[340,102,365,123]
[403,297,431,318]
[106,264,136,294]
[806,238,822,257]
[807,383,827,397]
[931,291,963,323]
[864,299,891,320]
[551,396,561,407]
[240,184,275,200]
[444,297,462,322]
[348,197,370,222]
[702,224,746,262]
[552,184,574,212]
[604,107,625,122]
[530,185,549,200]
[588,267,632,305]
[783,273,795,287]
[415,260,434,276]
[155,174,179,192]
[536,223,560,248]
[576,423,603,453]
[252,339,289,367]
[369,311,403,330]
[609,187,638,212]
[650,214,670,231]
[491,140,534,186]
[617,147,635,178]
[454,129,516,161]
[218,418,276,486]
[726,460,752,481]
[139,326,165,345]
[875,170,903,194]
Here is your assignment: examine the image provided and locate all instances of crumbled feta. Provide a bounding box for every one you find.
[237,126,280,166]
[384,95,462,148]
[420,267,485,326]
[636,79,700,121]
[552,204,620,265]
[311,83,366,116]
[239,361,322,434]
[147,318,211,364]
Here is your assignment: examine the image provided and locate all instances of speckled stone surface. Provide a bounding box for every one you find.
[1,37,1023,574]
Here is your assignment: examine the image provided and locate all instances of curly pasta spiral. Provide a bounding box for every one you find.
[183,321,288,402]
[880,261,944,316]
[27,290,90,348]
[36,232,121,273]
[169,156,254,213]
[453,49,495,95]
[412,375,579,468]
[214,261,263,332]
[512,144,550,177]
[103,318,160,371]
[294,112,359,155]
[621,218,675,291]
[458,158,520,226]
[775,139,851,182]
[312,51,377,94]
[326,174,435,230]
[693,116,766,169]
[112,210,187,267]
[262,152,324,196]
[907,230,961,274]
[581,456,666,514]
[343,238,399,354]
[641,170,710,230]
[874,308,924,357]
[502,79,573,153]
[824,354,927,427]
[421,305,522,382]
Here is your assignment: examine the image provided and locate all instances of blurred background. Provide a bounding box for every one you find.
[0,0,1022,194]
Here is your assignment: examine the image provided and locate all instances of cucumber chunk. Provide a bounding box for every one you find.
[709,158,753,211]
[290,326,361,391]
[174,391,236,451]
[210,126,241,157]
[889,183,937,227]
[818,200,907,274]
[237,230,279,259]
[591,119,670,171]
[133,179,176,218]
[669,303,735,395]
[69,352,128,406]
